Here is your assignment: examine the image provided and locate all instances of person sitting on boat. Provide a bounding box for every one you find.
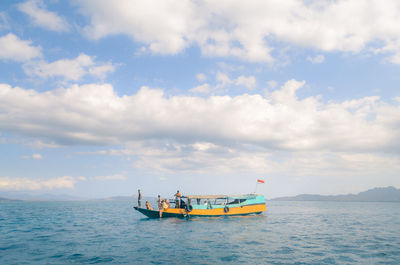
[159,200,169,218]
[174,190,182,208]
[165,199,171,208]
[145,201,153,210]
[163,200,169,209]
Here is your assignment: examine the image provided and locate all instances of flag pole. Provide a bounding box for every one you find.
[254,179,265,194]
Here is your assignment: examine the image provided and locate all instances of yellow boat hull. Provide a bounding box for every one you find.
[134,203,266,218]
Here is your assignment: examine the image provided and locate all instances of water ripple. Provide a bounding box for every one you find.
[0,201,399,264]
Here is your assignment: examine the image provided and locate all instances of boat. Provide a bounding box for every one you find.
[134,194,266,218]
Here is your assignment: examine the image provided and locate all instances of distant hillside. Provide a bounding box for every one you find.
[0,197,21,202]
[0,192,156,202]
[0,192,86,201]
[271,186,400,202]
[90,196,156,202]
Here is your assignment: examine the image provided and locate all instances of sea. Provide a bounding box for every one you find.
[0,200,399,264]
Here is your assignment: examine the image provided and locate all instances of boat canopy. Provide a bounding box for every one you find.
[182,195,227,199]
[182,194,260,200]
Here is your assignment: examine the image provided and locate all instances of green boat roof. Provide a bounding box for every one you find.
[183,195,227,199]
[182,194,262,200]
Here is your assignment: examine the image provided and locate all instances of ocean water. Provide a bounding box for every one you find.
[0,201,399,264]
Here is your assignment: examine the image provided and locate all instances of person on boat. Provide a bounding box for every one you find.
[158,199,163,216]
[138,189,142,207]
[145,201,153,210]
[165,199,171,208]
[174,190,182,208]
[159,200,168,217]
[157,195,162,209]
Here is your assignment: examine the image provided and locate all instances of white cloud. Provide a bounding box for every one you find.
[0,12,9,31]
[0,176,76,191]
[18,0,70,32]
[189,83,211,94]
[80,0,195,54]
[0,80,398,152]
[190,73,256,94]
[1,80,399,177]
[0,33,42,62]
[91,174,126,181]
[21,153,42,159]
[88,63,115,79]
[77,149,135,156]
[196,73,207,82]
[235,75,256,89]
[132,145,400,177]
[267,80,278,89]
[24,53,115,81]
[26,140,63,149]
[0,173,126,191]
[215,72,232,87]
[32,153,42,159]
[215,72,256,89]
[77,0,400,63]
[307,54,325,64]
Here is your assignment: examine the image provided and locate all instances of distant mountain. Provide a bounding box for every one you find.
[90,196,156,202]
[0,191,156,202]
[0,191,87,201]
[271,186,400,202]
[3,187,399,202]
[28,193,86,201]
[90,195,135,201]
[0,197,21,202]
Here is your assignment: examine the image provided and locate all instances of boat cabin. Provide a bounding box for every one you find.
[179,194,264,210]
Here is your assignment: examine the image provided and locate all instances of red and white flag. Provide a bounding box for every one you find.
[257,179,265,184]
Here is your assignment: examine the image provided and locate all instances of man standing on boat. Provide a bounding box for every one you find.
[138,189,142,208]
[157,195,162,209]
[174,190,182,208]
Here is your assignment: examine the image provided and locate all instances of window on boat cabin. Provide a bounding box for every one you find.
[213,198,226,205]
[192,199,209,205]
[191,198,246,205]
[226,198,247,204]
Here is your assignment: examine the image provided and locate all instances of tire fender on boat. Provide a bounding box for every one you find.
[185,205,193,212]
[224,206,230,213]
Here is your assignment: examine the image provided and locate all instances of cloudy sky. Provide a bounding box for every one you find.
[0,0,399,199]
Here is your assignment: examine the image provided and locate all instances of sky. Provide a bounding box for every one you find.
[0,0,399,199]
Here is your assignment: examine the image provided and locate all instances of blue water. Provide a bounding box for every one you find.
[1,201,399,264]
